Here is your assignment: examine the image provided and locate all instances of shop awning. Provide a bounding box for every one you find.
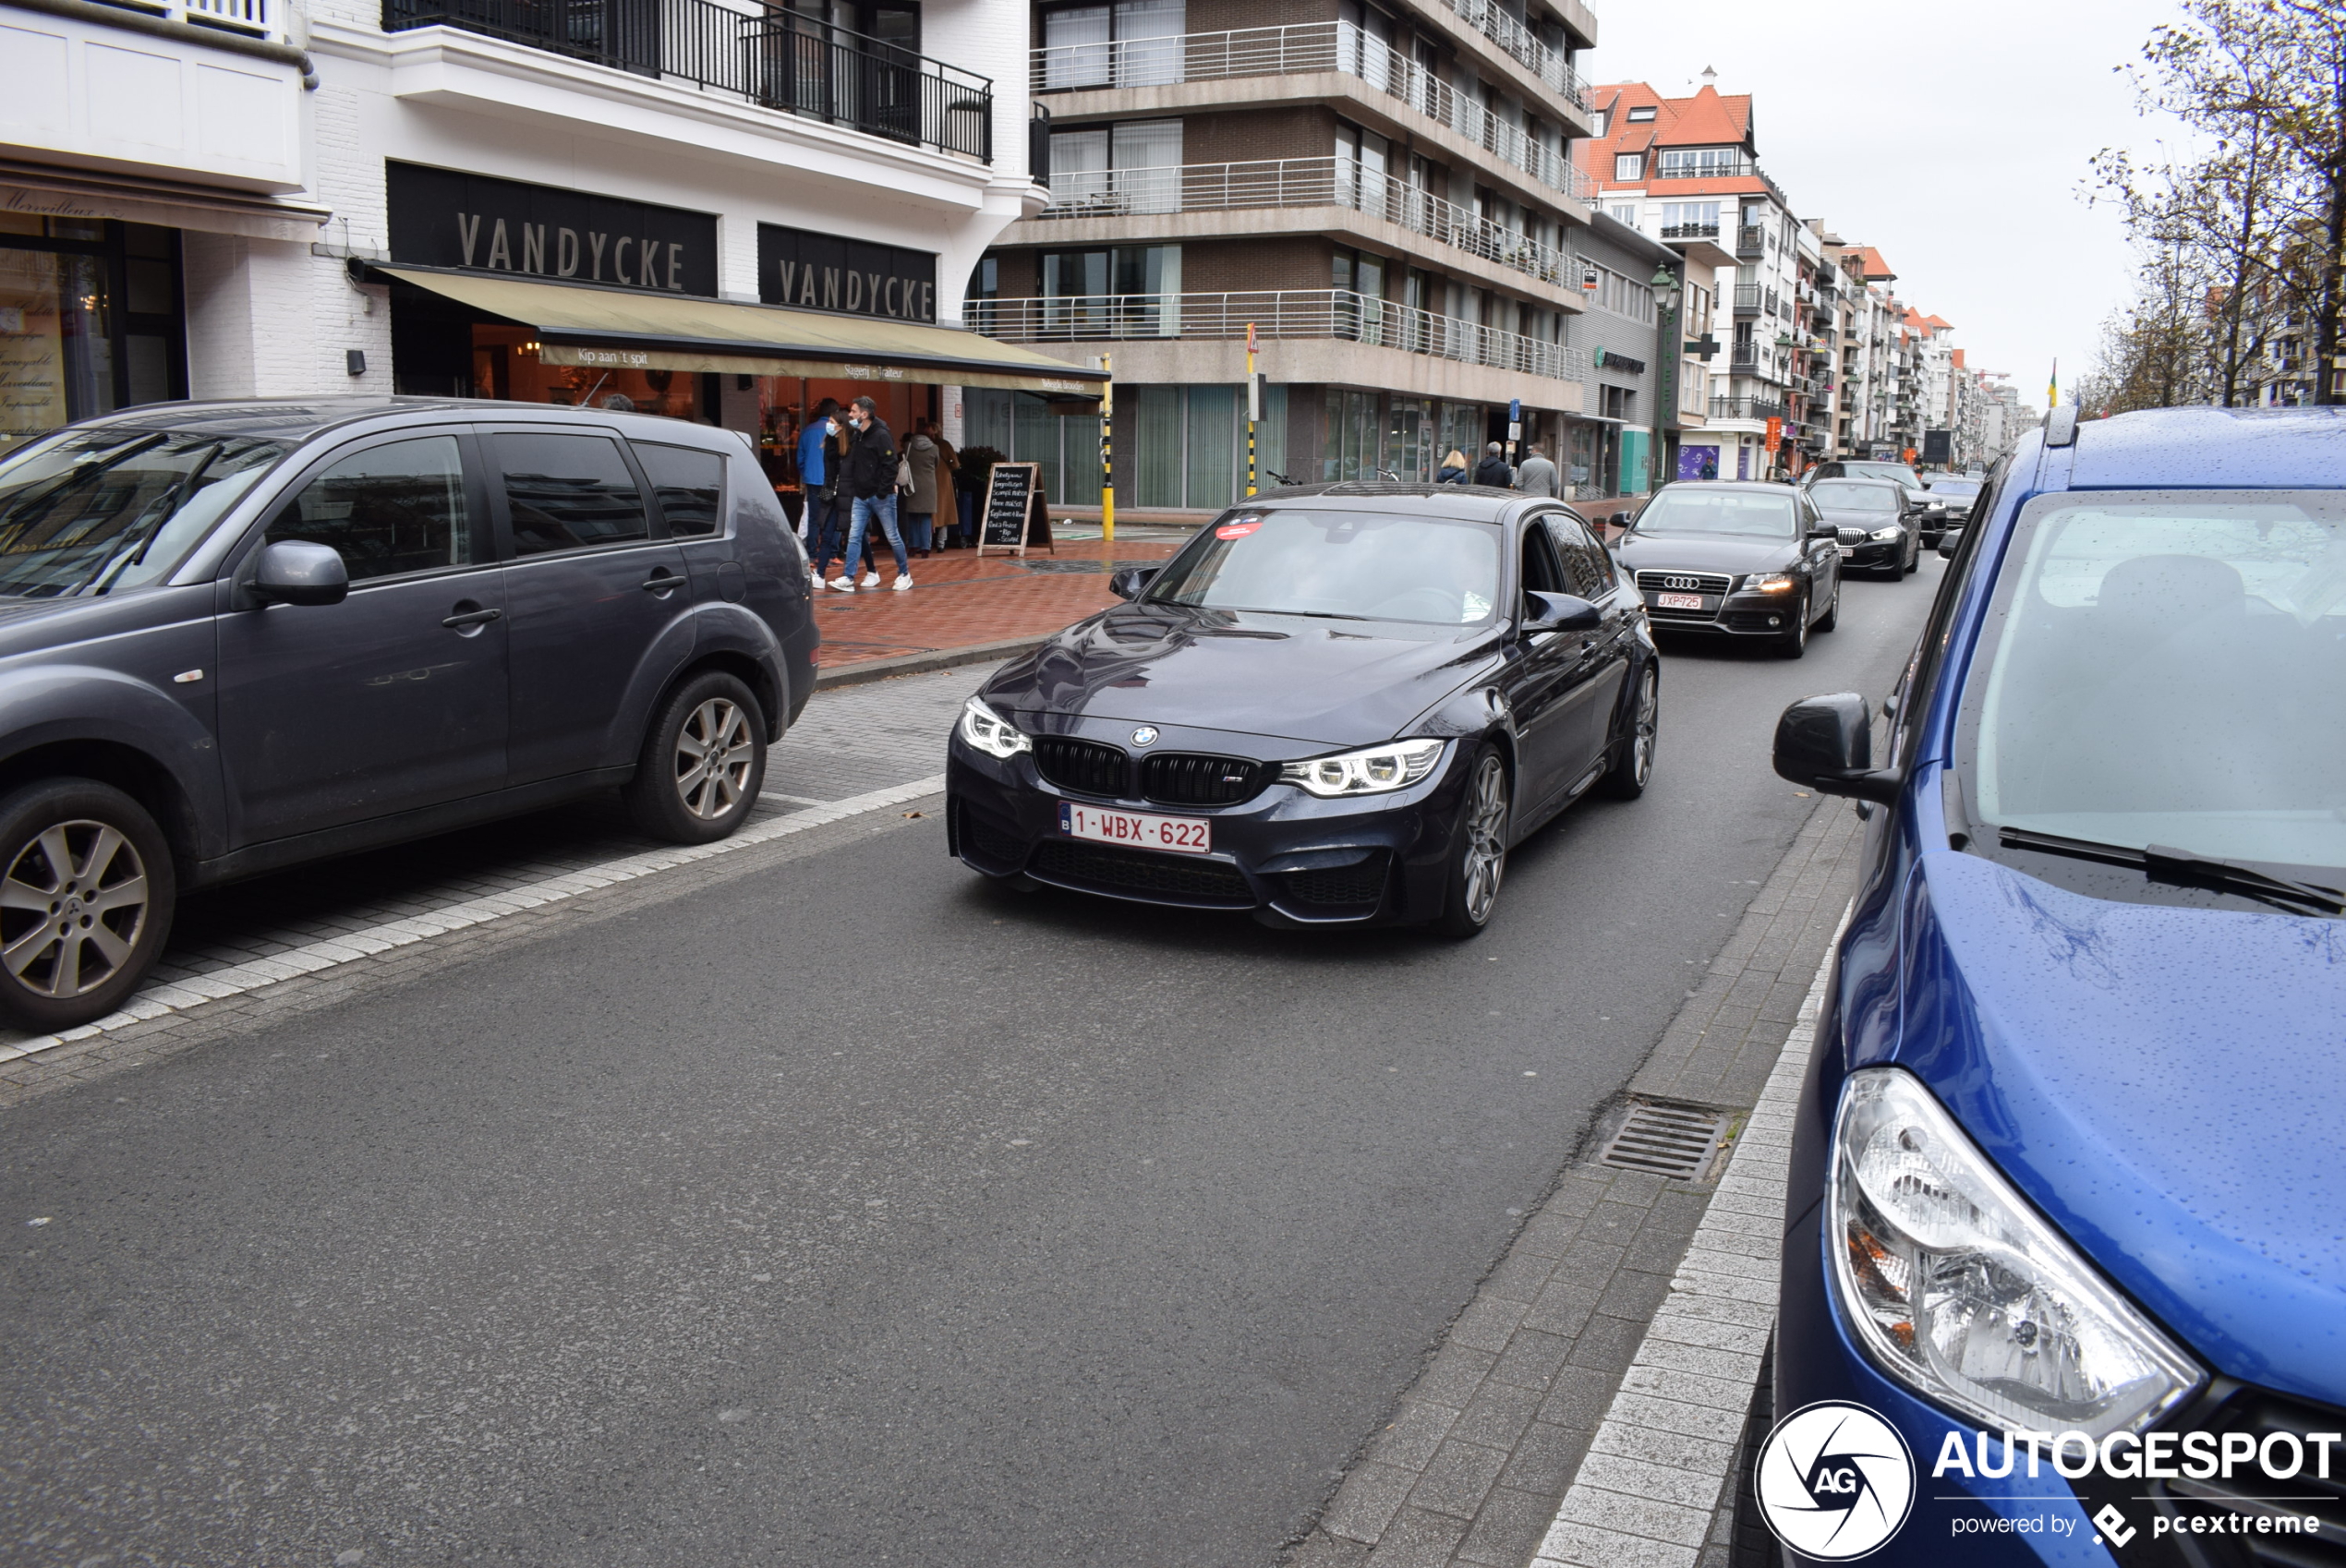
[378,266,1106,396]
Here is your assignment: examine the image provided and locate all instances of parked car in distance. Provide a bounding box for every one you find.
[1614,480,1841,657]
[0,398,816,1031]
[1804,458,1948,544]
[1757,404,2346,1565]
[1804,476,1919,579]
[948,486,1658,936]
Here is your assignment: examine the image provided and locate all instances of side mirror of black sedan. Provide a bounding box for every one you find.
[1108,566,1159,600]
[252,540,349,607]
[1523,591,1602,634]
[1772,693,1901,805]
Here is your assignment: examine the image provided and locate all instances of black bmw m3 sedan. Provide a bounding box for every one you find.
[945,485,1661,936]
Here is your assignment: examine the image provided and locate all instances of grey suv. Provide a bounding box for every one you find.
[0,398,816,1031]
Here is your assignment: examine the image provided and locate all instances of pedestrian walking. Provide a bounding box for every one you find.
[829,396,913,593]
[1473,442,1515,488]
[1517,442,1559,499]
[798,398,843,585]
[904,419,943,558]
[1436,449,1469,484]
[928,424,960,550]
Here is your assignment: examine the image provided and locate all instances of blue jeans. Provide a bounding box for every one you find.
[804,488,845,576]
[906,512,933,552]
[845,493,907,579]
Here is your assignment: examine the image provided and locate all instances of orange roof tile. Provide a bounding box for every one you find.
[1851,247,1896,280]
[1923,314,1952,330]
[1657,85,1752,149]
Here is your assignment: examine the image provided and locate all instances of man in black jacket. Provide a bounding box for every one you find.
[827,396,913,592]
[1473,442,1516,488]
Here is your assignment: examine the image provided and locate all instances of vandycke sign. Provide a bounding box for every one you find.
[386,163,719,296]
[757,223,937,322]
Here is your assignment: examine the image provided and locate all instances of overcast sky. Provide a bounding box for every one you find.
[1591,0,2189,400]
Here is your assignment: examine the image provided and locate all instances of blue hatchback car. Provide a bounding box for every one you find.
[1758,405,2346,1565]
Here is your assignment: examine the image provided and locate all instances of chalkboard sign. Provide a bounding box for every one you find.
[978,463,1039,557]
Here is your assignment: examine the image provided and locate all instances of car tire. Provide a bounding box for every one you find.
[0,778,176,1032]
[1813,577,1839,633]
[1433,743,1509,939]
[1777,595,1809,657]
[1597,665,1658,800]
[623,669,768,844]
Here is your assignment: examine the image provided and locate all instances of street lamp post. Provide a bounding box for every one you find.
[1649,263,1684,487]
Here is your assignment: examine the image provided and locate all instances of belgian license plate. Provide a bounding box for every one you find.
[1837,547,1855,558]
[1059,802,1212,856]
[1656,592,1704,610]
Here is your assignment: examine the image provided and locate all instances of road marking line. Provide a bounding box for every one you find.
[1530,904,1848,1568]
[0,774,949,1068]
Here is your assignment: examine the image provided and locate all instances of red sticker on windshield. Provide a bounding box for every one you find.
[1215,522,1262,540]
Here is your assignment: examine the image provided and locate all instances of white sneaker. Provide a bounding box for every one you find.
[858,571,880,588]
[826,576,855,592]
[891,573,913,592]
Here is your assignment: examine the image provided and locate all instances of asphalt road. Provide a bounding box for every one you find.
[0,558,1943,1568]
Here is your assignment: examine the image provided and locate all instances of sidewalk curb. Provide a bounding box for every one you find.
[1530,907,1847,1568]
[812,635,1047,692]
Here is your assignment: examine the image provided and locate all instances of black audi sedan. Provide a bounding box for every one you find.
[1804,476,1920,577]
[1614,481,1841,657]
[945,486,1658,936]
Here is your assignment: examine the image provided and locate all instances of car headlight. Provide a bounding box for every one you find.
[1829,1068,2203,1439]
[1869,526,1903,541]
[1746,573,1798,594]
[958,696,1032,759]
[1279,738,1446,797]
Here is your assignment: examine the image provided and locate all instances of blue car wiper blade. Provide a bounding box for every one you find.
[1998,826,2345,916]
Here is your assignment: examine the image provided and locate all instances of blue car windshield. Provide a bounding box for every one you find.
[0,429,287,597]
[1144,508,1500,624]
[1964,490,2346,873]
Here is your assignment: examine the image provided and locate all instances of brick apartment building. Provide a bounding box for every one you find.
[965,0,1609,507]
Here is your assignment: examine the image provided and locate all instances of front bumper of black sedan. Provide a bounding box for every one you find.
[1638,581,1811,638]
[946,732,1473,926]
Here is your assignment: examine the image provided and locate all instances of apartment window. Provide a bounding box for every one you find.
[1657,148,1744,178]
[1626,104,1656,123]
[1601,384,1635,421]
[1040,0,1185,89]
[1609,204,1638,226]
[1614,152,1643,181]
[1589,110,1607,137]
[1335,122,1391,211]
[1050,120,1182,213]
[1584,260,1655,324]
[1661,201,1719,233]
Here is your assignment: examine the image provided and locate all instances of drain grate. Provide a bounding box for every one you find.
[1599,1101,1731,1181]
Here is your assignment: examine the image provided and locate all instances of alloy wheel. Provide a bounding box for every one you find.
[1460,753,1509,925]
[672,697,756,820]
[1629,669,1659,787]
[0,821,150,999]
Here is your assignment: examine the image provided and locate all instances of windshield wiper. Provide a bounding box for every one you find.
[1997,826,2346,916]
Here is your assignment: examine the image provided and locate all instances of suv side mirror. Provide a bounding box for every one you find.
[1772,693,1900,804]
[252,540,349,607]
[1108,566,1158,600]
[1524,590,1602,634]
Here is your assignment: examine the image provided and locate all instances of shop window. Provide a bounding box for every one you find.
[496,432,651,554]
[635,442,725,536]
[0,219,186,452]
[269,436,473,583]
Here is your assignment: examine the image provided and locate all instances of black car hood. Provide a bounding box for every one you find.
[1614,533,1800,575]
[984,602,1495,747]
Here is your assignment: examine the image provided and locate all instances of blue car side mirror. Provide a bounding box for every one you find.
[1523,591,1602,634]
[252,540,350,607]
[1773,692,1901,805]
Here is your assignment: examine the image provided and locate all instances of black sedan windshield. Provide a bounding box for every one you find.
[0,430,287,597]
[1837,462,1921,488]
[1809,481,1900,513]
[1963,490,2346,874]
[1632,489,1798,539]
[1930,478,1983,499]
[1146,509,1499,624]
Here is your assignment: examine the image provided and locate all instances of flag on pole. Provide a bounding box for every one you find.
[2047,359,2058,407]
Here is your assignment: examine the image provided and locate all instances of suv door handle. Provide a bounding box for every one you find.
[441,606,502,629]
[641,572,683,594]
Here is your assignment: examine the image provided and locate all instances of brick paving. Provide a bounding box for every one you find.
[810,532,1187,672]
[1287,798,1868,1568]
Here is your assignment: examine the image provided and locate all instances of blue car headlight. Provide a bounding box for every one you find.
[1279,739,1446,797]
[1829,1068,2204,1439]
[959,696,1032,760]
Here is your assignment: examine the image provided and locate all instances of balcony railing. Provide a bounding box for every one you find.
[1710,396,1785,421]
[384,0,995,160]
[1735,224,1764,258]
[1035,158,1578,290]
[1431,0,1588,110]
[1031,22,1594,206]
[105,0,283,37]
[1659,221,1720,241]
[973,288,1590,382]
[1733,283,1760,315]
